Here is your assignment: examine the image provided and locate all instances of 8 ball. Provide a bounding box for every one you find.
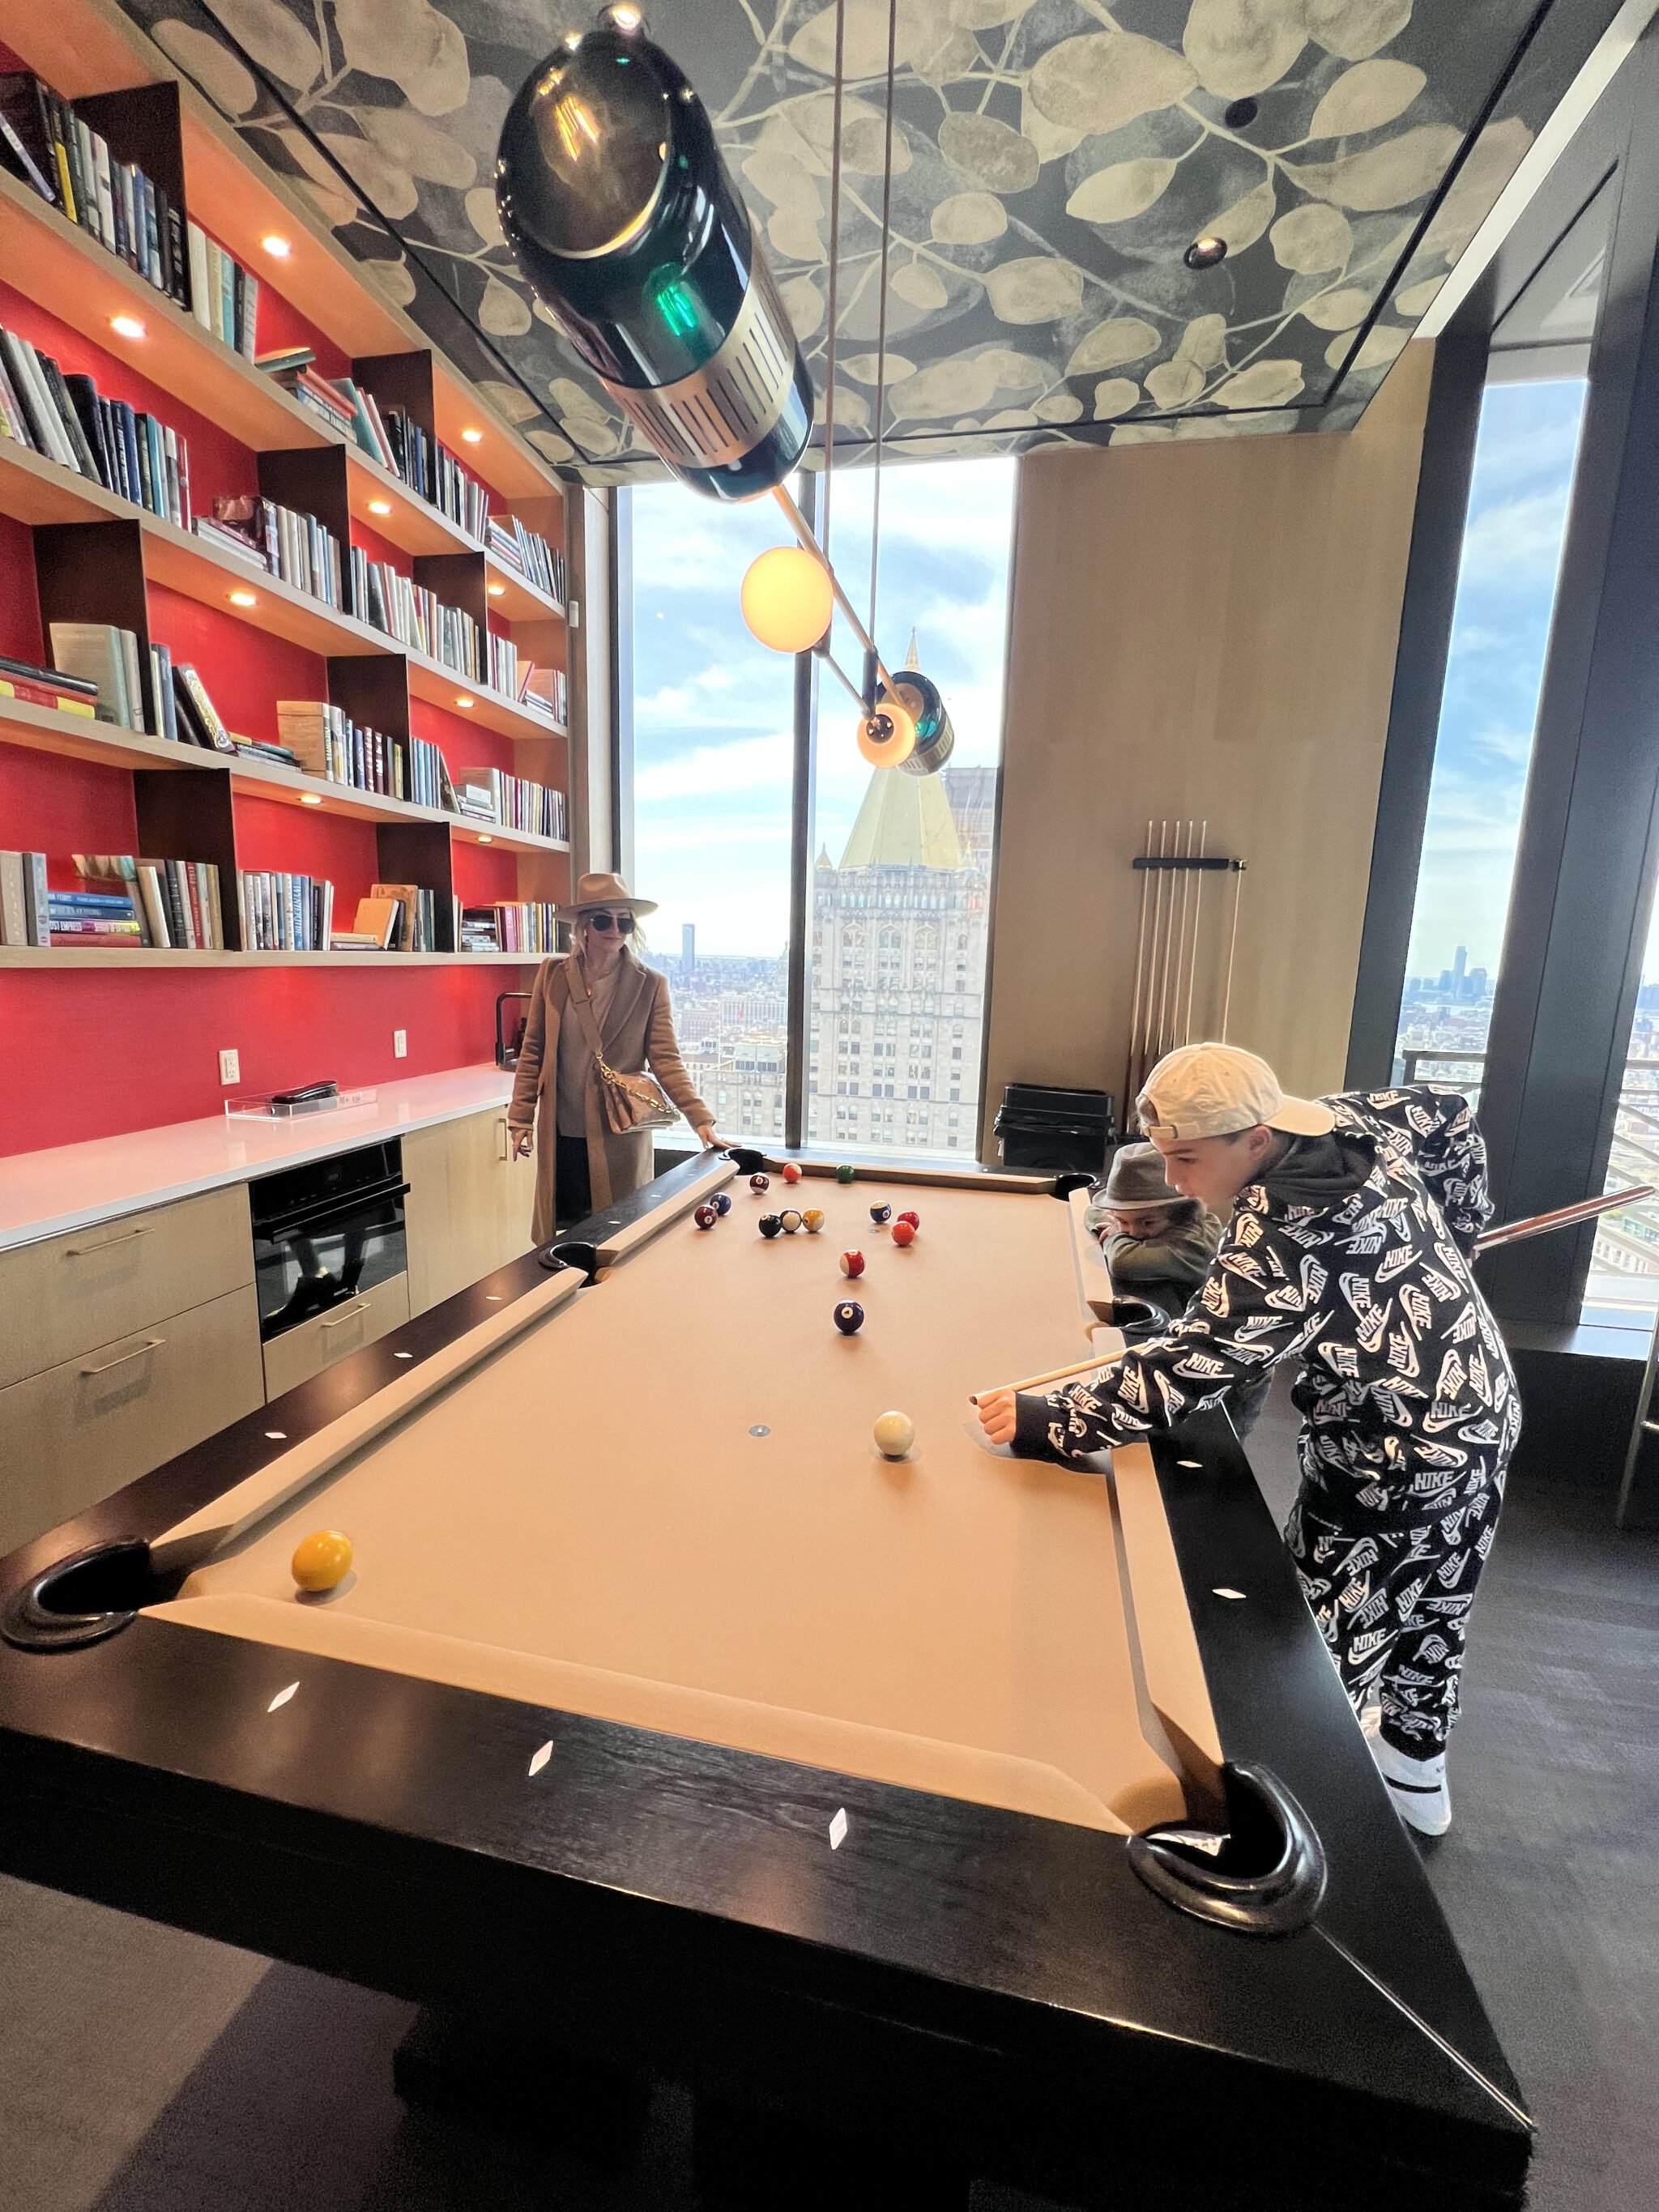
[834,1300,864,1335]
[758,1213,783,1239]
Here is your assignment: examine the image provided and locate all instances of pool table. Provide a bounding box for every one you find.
[0,1152,1529,2210]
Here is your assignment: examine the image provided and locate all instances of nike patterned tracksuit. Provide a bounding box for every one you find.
[1012,1088,1520,1760]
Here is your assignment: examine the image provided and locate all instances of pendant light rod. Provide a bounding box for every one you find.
[770,481,898,700]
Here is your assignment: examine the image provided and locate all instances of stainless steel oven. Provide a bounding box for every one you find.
[249,1141,408,1342]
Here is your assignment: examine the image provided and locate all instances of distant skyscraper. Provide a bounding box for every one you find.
[681,922,696,974]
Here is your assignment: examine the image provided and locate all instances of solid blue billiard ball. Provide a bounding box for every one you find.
[693,1204,719,1230]
[712,1192,732,1217]
[869,1202,893,1226]
[750,1173,770,1194]
[834,1299,864,1335]
[758,1213,783,1238]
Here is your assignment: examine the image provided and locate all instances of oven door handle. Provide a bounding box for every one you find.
[319,1299,374,1330]
[254,1181,411,1238]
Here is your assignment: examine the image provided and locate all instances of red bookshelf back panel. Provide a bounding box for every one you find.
[0,516,44,663]
[145,584,322,749]
[0,748,138,887]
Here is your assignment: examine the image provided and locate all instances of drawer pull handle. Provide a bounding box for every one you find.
[64,1225,151,1257]
[320,1300,373,1330]
[79,1335,164,1377]
[497,1116,509,1161]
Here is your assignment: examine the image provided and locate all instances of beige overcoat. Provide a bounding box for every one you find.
[507,951,711,1243]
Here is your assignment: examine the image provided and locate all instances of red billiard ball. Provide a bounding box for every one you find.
[890,1220,916,1247]
[839,1250,865,1278]
[782,1161,803,1184]
[750,1173,770,1194]
[895,1210,919,1230]
[693,1204,719,1230]
[834,1300,864,1335]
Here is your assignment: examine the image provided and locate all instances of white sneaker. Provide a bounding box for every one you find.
[1371,1735,1452,1837]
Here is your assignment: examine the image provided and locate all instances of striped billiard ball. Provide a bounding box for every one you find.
[839,1250,865,1278]
[693,1204,719,1230]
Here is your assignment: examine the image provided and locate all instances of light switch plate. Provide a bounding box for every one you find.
[218,1048,240,1085]
[393,1029,407,1059]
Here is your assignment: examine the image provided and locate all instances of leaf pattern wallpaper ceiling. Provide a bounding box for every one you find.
[117,0,1614,479]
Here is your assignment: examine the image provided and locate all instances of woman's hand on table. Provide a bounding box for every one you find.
[508,1123,534,1160]
[975,1389,1018,1448]
[694,1123,723,1149]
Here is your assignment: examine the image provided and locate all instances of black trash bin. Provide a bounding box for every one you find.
[993,1083,1118,1176]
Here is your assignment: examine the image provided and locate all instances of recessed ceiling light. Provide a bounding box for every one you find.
[262,234,292,258]
[461,427,484,444]
[368,498,392,515]
[488,582,505,596]
[478,833,493,844]
[110,313,146,339]
[1184,235,1228,271]
[228,589,258,607]
[300,792,323,806]
[455,694,476,708]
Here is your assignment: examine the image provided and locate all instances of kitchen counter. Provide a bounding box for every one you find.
[0,1068,520,1252]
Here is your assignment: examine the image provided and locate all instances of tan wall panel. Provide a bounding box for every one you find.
[983,343,1434,1145]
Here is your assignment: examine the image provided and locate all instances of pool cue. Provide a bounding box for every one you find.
[970,1348,1124,1405]
[1473,1184,1653,1254]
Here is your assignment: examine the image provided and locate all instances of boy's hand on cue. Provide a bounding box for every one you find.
[976,1389,1018,1447]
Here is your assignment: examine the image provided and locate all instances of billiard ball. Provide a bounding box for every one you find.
[758,1213,783,1238]
[802,1208,825,1234]
[873,1410,915,1459]
[839,1249,865,1278]
[712,1192,733,1217]
[782,1161,803,1184]
[292,1528,352,1592]
[693,1204,719,1230]
[780,1208,804,1233]
[834,1300,864,1335]
[895,1210,919,1230]
[750,1173,770,1194]
[869,1202,893,1226]
[836,1164,856,1184]
[890,1220,916,1247]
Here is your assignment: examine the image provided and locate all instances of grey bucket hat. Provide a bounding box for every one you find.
[1102,1142,1183,1209]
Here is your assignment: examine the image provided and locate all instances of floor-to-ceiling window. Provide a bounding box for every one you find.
[1392,376,1587,1099]
[624,457,1017,1156]
[1585,894,1659,1319]
[628,482,797,1143]
[804,458,1017,1154]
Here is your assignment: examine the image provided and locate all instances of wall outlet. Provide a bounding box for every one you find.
[218,1048,240,1085]
[393,1029,407,1059]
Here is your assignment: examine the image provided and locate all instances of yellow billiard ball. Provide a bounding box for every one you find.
[292,1529,353,1592]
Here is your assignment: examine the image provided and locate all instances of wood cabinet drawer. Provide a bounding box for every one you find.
[262,1270,411,1402]
[0,1186,255,1392]
[406,1110,534,1316]
[0,1285,264,1558]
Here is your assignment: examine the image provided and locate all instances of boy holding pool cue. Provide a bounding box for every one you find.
[975,1044,1523,1839]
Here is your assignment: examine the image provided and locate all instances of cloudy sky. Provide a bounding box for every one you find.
[1405,376,1588,984]
[629,457,1017,957]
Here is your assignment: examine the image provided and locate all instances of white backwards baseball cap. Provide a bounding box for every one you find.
[1137,1043,1336,1141]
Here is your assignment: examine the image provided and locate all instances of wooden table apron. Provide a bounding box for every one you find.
[0,1153,1531,2210]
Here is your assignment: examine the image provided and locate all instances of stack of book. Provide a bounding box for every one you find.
[259,348,356,437]
[0,654,99,719]
[237,870,335,952]
[348,549,485,679]
[186,219,258,360]
[458,901,559,955]
[487,631,518,698]
[197,494,343,606]
[455,768,566,842]
[0,321,192,526]
[275,700,453,807]
[333,883,438,953]
[518,665,569,727]
[46,883,143,947]
[36,852,227,948]
[487,517,565,603]
[0,850,49,945]
[0,72,189,303]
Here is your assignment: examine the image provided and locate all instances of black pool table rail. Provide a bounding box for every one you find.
[0,1153,1532,2210]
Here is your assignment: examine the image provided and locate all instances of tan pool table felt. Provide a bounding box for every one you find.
[153,1166,1221,1833]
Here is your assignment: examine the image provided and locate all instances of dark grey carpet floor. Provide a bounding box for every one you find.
[2,1368,1655,2212]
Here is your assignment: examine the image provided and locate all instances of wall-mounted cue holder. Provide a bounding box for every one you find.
[1124,823,1247,1115]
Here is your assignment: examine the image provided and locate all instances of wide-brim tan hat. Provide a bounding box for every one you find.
[1137,1043,1336,1141]
[555,871,658,921]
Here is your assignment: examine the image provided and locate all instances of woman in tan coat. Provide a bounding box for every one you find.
[508,872,718,1242]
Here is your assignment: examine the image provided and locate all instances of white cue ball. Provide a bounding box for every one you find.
[873,1410,915,1460]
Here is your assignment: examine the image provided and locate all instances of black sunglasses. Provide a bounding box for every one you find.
[586,910,635,934]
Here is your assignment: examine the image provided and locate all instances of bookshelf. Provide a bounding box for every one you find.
[0,37,576,986]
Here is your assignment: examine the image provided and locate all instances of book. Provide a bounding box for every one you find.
[148,641,177,743]
[49,623,138,729]
[370,881,421,953]
[0,74,58,202]
[176,663,236,752]
[118,629,147,735]
[187,218,210,330]
[134,861,170,947]
[353,895,402,951]
[0,851,31,944]
[22,849,49,947]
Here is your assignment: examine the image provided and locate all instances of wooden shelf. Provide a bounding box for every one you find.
[0,698,569,855]
[0,440,565,741]
[0,946,543,970]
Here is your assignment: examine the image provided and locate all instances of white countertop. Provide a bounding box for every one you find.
[0,1066,519,1252]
